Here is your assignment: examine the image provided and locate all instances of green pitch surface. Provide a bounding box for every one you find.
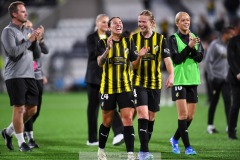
[0,92,239,160]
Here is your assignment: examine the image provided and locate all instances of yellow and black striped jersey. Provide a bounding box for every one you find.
[97,37,138,94]
[131,31,170,89]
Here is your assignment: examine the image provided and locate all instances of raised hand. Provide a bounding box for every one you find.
[188,30,200,48]
[36,25,45,41]
[139,46,149,57]
[29,29,40,42]
[107,36,113,49]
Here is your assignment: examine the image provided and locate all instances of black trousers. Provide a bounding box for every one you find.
[25,79,43,131]
[87,83,123,142]
[228,84,240,133]
[207,78,231,125]
[204,70,213,104]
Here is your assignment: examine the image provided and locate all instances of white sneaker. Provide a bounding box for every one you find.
[207,125,218,134]
[98,148,107,160]
[86,140,99,146]
[127,152,135,160]
[112,134,124,146]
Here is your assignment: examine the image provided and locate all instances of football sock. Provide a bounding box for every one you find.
[15,133,25,147]
[178,119,190,148]
[99,124,110,149]
[148,120,155,142]
[6,123,14,136]
[138,119,149,152]
[173,119,192,140]
[124,126,135,152]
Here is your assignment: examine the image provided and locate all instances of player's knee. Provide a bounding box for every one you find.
[178,113,188,120]
[27,106,37,116]
[121,116,133,126]
[188,115,194,120]
[102,117,112,128]
[13,106,25,115]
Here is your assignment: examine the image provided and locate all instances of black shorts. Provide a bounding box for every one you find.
[133,86,161,112]
[99,92,135,111]
[5,78,39,106]
[171,85,198,103]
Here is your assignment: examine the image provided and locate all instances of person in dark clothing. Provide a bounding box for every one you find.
[142,0,152,10]
[227,21,240,140]
[214,12,226,32]
[224,0,240,25]
[168,11,204,155]
[85,14,124,146]
[24,20,49,149]
[198,14,212,43]
[205,27,236,134]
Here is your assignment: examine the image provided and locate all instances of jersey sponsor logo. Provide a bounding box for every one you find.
[142,53,156,61]
[108,57,127,64]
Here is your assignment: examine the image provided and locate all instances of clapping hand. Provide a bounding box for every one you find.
[139,46,149,57]
[107,36,113,49]
[188,30,200,48]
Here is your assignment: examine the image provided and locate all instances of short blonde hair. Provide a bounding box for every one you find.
[139,10,156,29]
[175,12,190,24]
[94,14,108,31]
[96,14,108,23]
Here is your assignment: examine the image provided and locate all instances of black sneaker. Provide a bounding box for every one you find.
[229,132,238,140]
[19,142,31,152]
[1,128,14,150]
[228,129,238,140]
[28,139,39,149]
[229,135,238,140]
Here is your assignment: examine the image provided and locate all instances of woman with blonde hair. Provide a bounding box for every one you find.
[168,12,204,155]
[131,10,174,159]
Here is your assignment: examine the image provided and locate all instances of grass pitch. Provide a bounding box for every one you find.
[0,91,239,159]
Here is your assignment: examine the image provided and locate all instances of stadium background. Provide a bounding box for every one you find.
[0,1,240,159]
[0,0,239,93]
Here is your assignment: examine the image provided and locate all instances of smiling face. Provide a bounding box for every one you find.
[96,15,109,33]
[175,12,190,34]
[138,15,152,34]
[137,10,155,37]
[109,17,123,36]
